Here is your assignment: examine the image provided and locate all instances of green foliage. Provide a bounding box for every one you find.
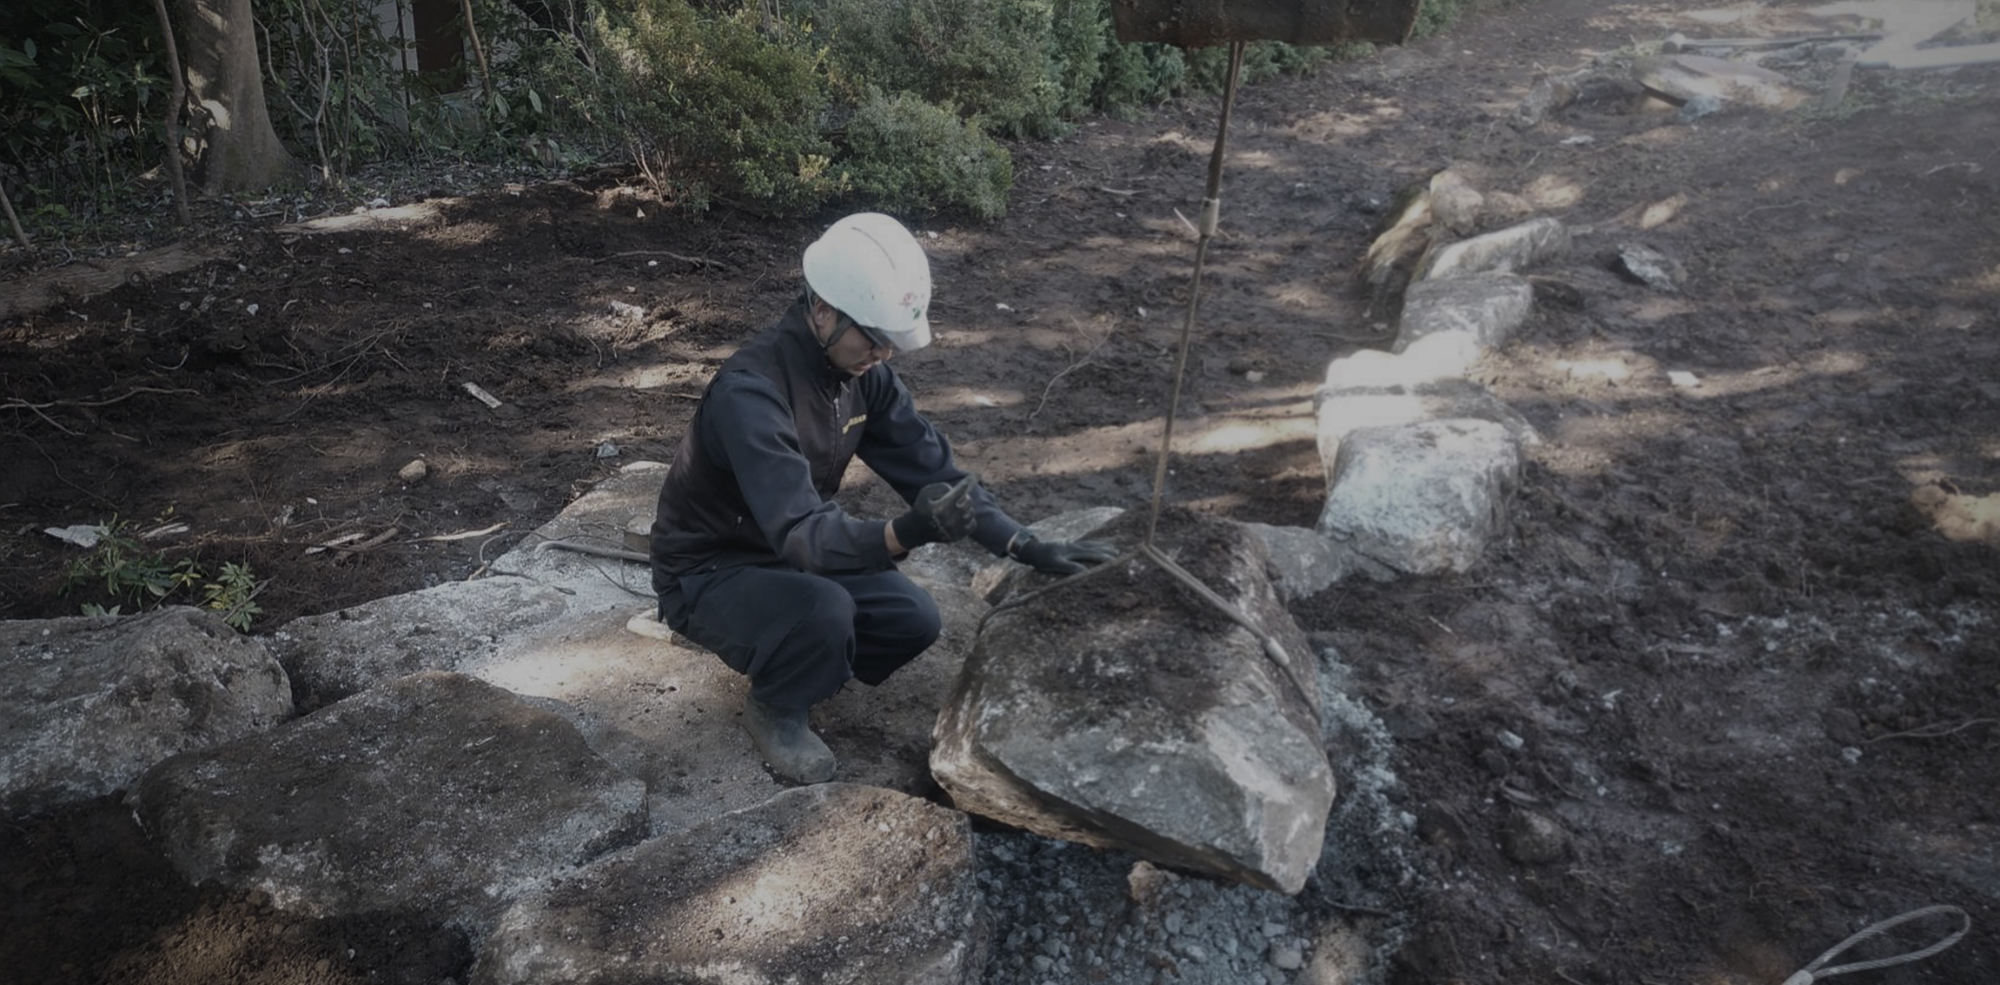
[60,520,262,631]
[1410,0,1466,39]
[1095,36,1187,114]
[0,0,169,213]
[202,561,264,631]
[0,0,1508,225]
[841,89,1013,220]
[804,0,1069,139]
[1184,40,1328,92]
[595,0,838,213]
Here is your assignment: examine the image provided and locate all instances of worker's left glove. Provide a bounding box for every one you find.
[892,477,979,549]
[1010,535,1118,575]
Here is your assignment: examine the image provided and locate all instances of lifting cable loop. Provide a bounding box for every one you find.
[1146,38,1245,546]
[982,41,1316,713]
[1781,905,1969,985]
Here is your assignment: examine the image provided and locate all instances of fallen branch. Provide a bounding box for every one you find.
[0,386,202,410]
[1868,718,2000,743]
[306,527,400,556]
[1666,32,1882,52]
[0,169,28,248]
[1860,41,2000,71]
[418,521,508,542]
[591,249,734,271]
[2,387,205,434]
[1029,326,1114,421]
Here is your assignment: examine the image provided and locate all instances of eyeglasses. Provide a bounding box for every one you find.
[840,313,895,353]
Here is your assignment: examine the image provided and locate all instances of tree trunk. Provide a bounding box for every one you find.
[176,0,298,194]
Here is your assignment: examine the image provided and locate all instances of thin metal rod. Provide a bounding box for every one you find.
[1146,40,1247,546]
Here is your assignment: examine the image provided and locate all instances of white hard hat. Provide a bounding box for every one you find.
[802,213,933,352]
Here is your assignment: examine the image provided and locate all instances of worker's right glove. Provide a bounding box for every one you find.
[1010,535,1118,575]
[891,476,978,550]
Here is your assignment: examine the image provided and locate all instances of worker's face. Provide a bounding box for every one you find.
[814,300,894,376]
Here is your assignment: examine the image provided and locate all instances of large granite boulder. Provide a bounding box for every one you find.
[129,671,647,929]
[474,783,987,985]
[932,508,1333,894]
[1,606,292,817]
[1393,271,1536,355]
[1315,419,1521,577]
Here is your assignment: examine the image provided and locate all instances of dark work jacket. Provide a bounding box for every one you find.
[650,300,1025,593]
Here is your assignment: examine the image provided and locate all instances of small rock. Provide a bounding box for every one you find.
[608,300,645,320]
[1614,243,1687,292]
[1679,94,1724,122]
[1668,371,1702,389]
[595,441,620,459]
[1502,809,1571,865]
[398,459,428,483]
[1269,942,1305,971]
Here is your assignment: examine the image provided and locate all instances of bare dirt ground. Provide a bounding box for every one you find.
[5,0,2000,982]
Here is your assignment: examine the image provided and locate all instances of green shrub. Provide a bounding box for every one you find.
[1095,35,1187,114]
[60,520,263,631]
[596,0,840,213]
[841,89,1013,220]
[804,0,1067,139]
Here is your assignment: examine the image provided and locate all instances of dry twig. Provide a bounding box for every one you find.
[1867,718,2000,743]
[592,249,734,271]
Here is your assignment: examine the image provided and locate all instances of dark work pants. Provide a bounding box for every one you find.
[658,564,943,713]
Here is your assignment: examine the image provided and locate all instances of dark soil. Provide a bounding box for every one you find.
[6,0,2000,982]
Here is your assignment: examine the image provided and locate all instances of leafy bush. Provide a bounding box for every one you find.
[1094,25,1188,114]
[804,0,1068,139]
[595,0,840,213]
[841,89,1013,220]
[61,521,263,631]
[0,0,169,213]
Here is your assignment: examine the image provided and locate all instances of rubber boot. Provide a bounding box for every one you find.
[741,696,836,784]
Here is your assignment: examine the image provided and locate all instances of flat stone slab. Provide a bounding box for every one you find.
[1316,375,1540,469]
[1,607,292,817]
[475,783,987,985]
[1394,272,1536,355]
[129,671,647,928]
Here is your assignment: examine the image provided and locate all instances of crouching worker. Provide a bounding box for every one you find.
[649,213,1116,784]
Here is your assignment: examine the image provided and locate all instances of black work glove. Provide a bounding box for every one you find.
[891,477,978,550]
[1010,535,1118,575]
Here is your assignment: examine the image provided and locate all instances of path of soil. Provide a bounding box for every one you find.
[4,0,1999,982]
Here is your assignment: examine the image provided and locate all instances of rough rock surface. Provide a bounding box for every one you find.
[932,509,1333,894]
[1392,272,1536,353]
[1315,375,1540,468]
[129,671,647,928]
[0,607,292,817]
[1315,419,1521,577]
[474,783,987,985]
[267,575,571,710]
[1418,216,1572,280]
